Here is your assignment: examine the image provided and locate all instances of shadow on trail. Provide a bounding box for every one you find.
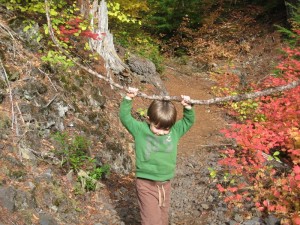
[103,173,141,225]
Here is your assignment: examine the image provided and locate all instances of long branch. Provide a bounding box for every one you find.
[45,0,300,105]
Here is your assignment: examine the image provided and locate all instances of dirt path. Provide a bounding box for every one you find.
[163,67,228,154]
[160,66,235,224]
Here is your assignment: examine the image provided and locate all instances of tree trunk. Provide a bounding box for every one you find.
[82,0,128,75]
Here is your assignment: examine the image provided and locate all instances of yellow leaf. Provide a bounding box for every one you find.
[289,127,300,148]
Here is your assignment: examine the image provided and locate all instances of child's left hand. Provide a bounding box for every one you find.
[126,87,139,99]
[181,95,192,109]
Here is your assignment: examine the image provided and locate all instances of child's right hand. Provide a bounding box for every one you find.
[181,95,192,109]
[126,87,139,98]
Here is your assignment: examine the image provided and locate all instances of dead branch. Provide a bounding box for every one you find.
[15,102,25,124]
[0,59,15,128]
[44,0,300,105]
[37,67,58,92]
[0,21,17,57]
[42,94,58,109]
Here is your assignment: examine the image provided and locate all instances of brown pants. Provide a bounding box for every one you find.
[136,178,171,225]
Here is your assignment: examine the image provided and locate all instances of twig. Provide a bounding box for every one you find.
[15,102,25,124]
[14,111,20,137]
[18,139,60,162]
[0,59,15,129]
[37,67,58,92]
[0,21,16,57]
[42,94,58,109]
[44,0,300,105]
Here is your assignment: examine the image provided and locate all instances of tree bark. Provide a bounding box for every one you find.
[87,0,128,75]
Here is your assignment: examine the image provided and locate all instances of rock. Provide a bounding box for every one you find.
[243,217,261,225]
[201,203,210,210]
[8,71,20,81]
[10,18,42,50]
[91,89,106,107]
[39,213,59,225]
[42,169,53,180]
[19,145,36,160]
[207,195,214,202]
[127,54,156,77]
[56,102,68,117]
[0,186,16,212]
[16,80,48,100]
[265,214,281,225]
[234,213,244,223]
[66,170,74,183]
[0,112,10,130]
[14,189,36,210]
[229,220,239,225]
[0,70,5,83]
[26,182,36,191]
[126,54,168,95]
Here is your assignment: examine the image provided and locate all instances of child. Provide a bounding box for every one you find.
[119,87,195,225]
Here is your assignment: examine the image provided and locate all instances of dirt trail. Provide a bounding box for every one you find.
[163,68,229,155]
[160,66,233,225]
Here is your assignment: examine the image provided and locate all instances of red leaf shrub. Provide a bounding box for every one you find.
[58,17,104,42]
[217,43,300,222]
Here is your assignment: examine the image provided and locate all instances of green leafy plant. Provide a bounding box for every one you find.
[135,107,148,122]
[52,132,92,172]
[211,73,265,122]
[108,2,142,24]
[208,167,217,179]
[77,164,110,192]
[41,50,74,69]
[143,0,205,37]
[90,164,110,180]
[230,99,266,122]
[275,1,300,48]
[22,19,43,43]
[81,165,110,191]
[135,37,164,73]
[52,132,111,193]
[137,108,147,117]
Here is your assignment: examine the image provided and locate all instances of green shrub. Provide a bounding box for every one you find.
[52,132,92,172]
[275,1,300,47]
[77,164,110,192]
[52,132,111,193]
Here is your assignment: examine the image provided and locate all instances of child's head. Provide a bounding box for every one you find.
[147,100,177,135]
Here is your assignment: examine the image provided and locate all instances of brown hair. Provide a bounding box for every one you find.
[147,100,177,129]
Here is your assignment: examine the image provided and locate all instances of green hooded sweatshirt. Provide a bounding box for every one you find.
[119,98,195,181]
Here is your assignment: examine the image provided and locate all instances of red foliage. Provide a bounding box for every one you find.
[217,43,300,221]
[58,17,105,42]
